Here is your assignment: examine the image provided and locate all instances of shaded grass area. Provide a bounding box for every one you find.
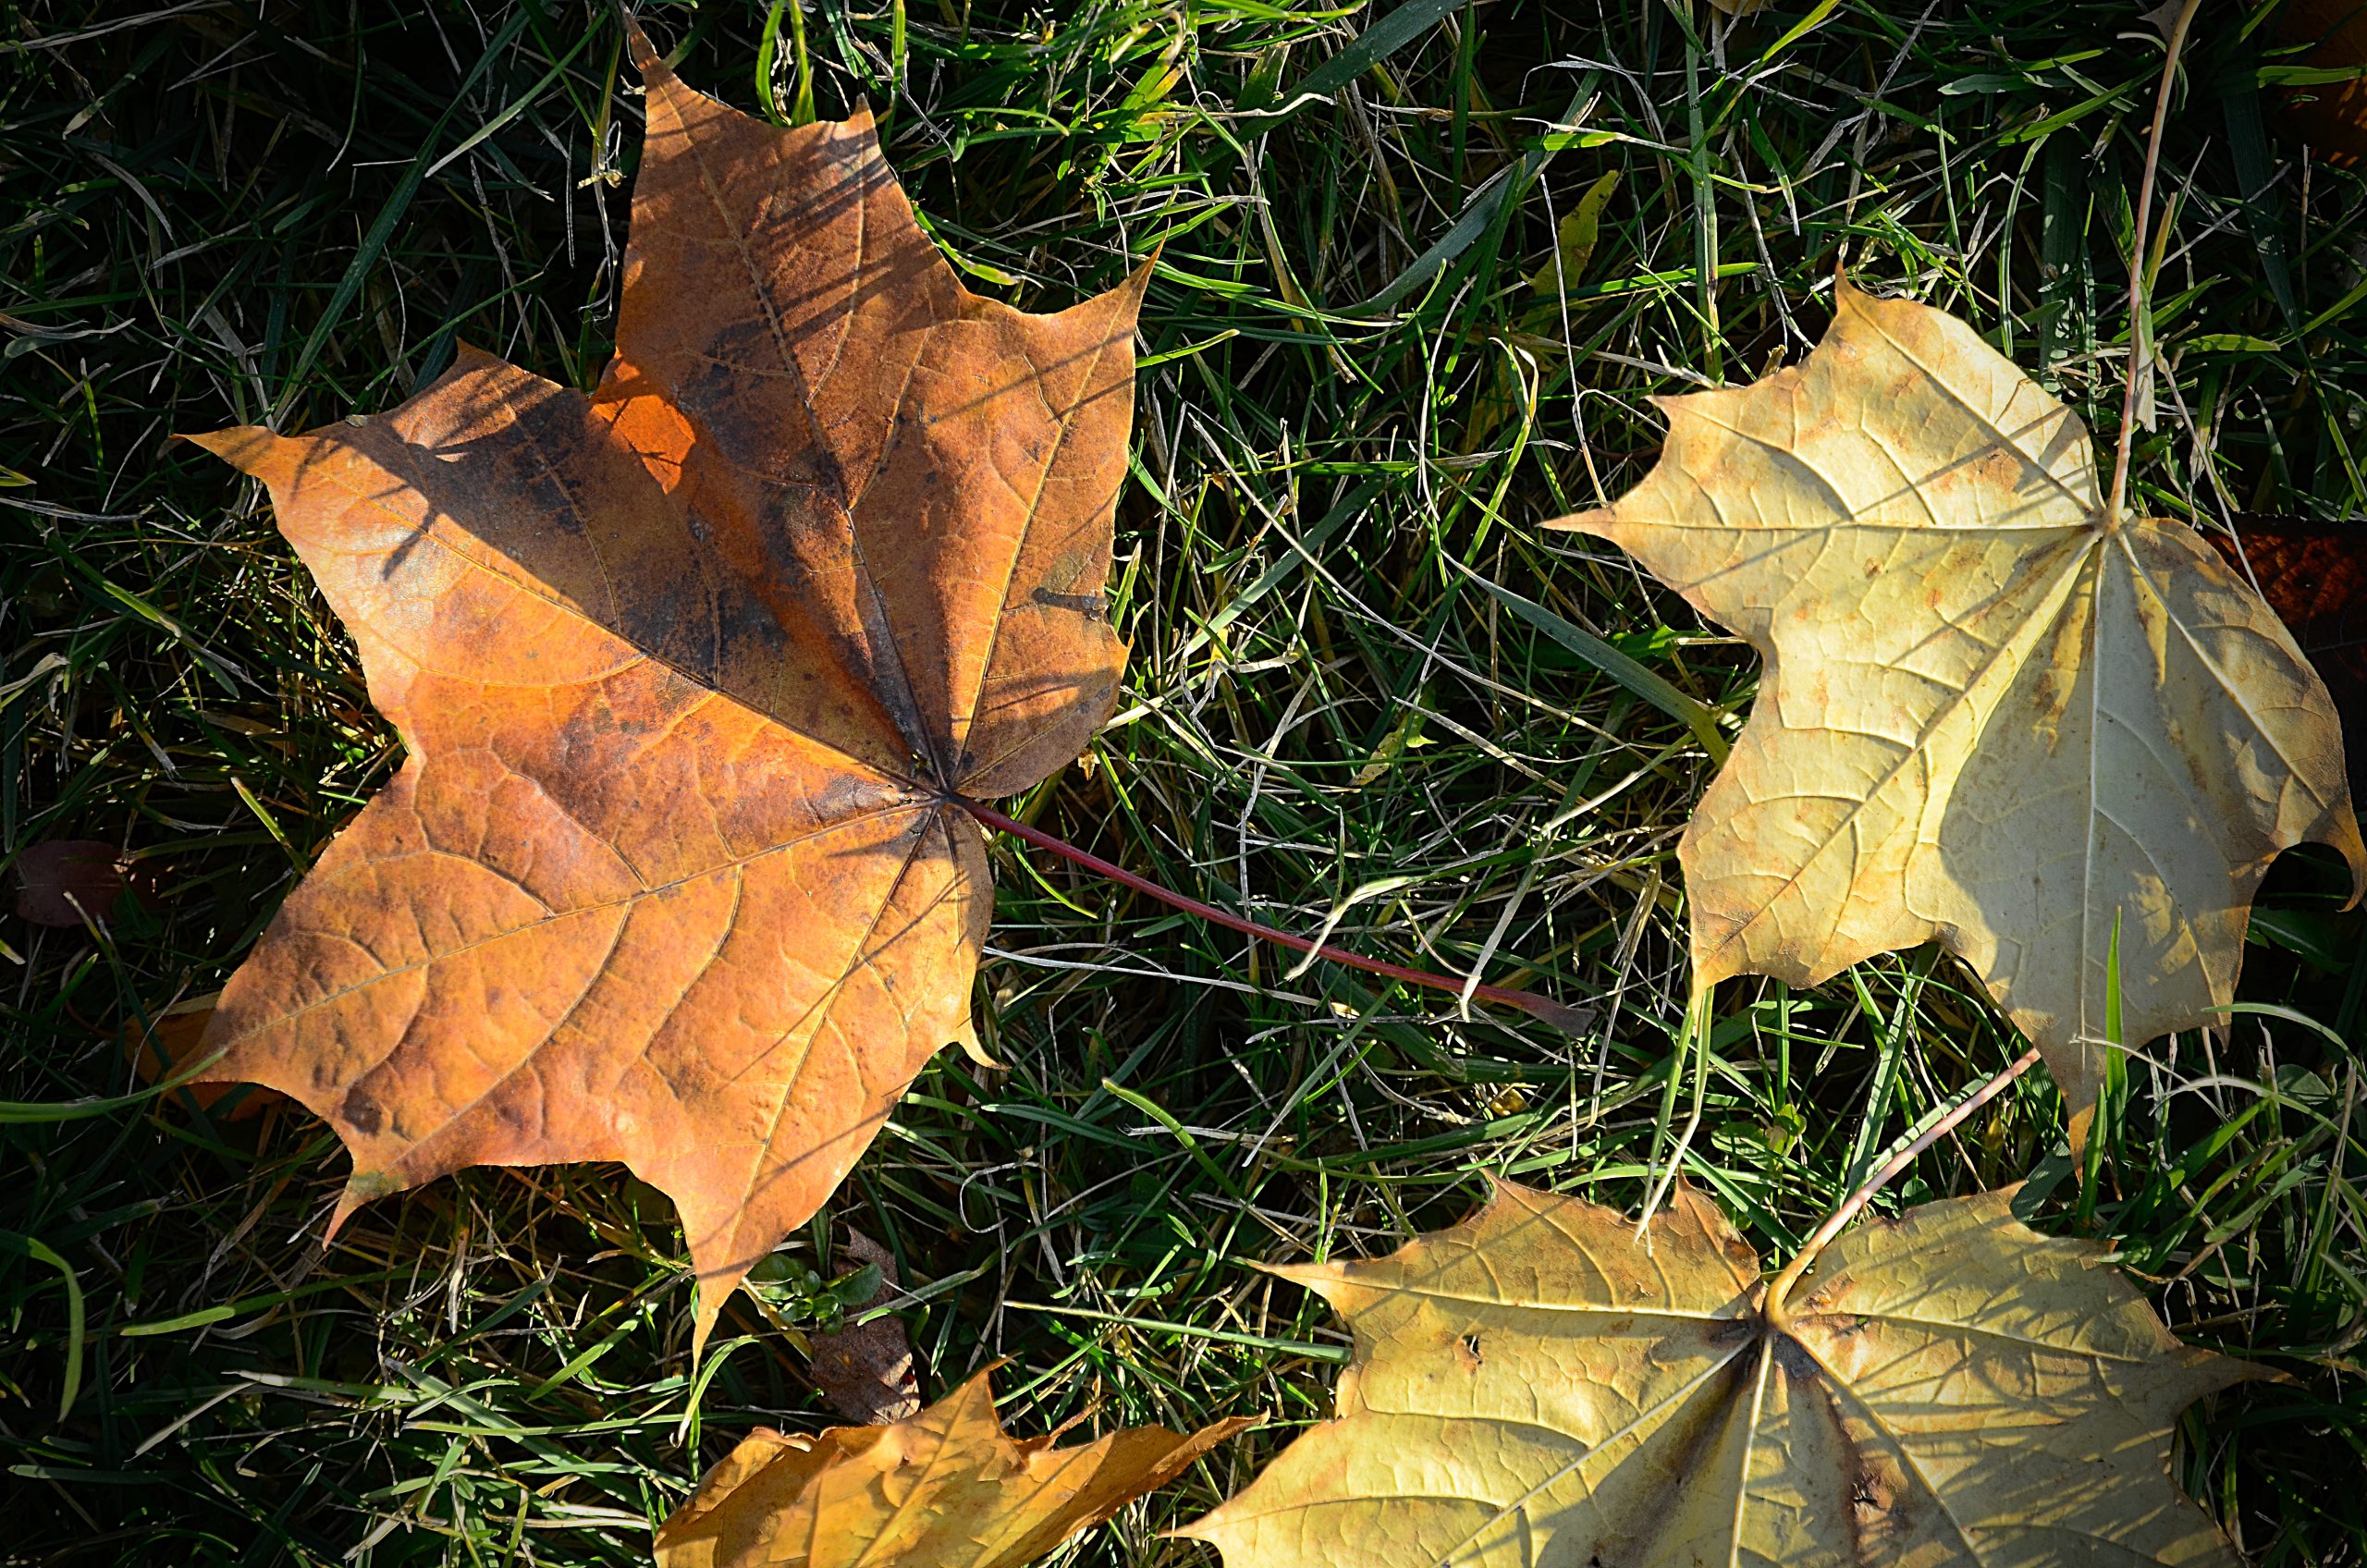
[4,0,2365,1561]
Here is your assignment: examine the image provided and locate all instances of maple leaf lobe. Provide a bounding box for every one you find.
[187,31,1144,1349]
[614,26,1141,796]
[1552,280,2364,1122]
[2207,518,2367,795]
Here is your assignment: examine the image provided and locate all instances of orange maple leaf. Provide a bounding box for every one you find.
[188,28,1141,1348]
[657,1369,1249,1568]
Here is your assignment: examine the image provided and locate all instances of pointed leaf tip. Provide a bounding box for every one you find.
[953,1019,1008,1071]
[623,16,663,75]
[1257,1259,1347,1300]
[325,1179,376,1243]
[687,1261,746,1365]
[1110,249,1159,311]
[180,426,278,474]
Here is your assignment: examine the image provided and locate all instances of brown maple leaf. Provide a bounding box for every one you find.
[187,27,1142,1347]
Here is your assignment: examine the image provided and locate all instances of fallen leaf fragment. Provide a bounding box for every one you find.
[806,1229,919,1423]
[186,25,1142,1350]
[1526,172,1619,300]
[656,1368,1249,1568]
[2136,0,2189,42]
[12,839,129,926]
[1552,280,2364,1128]
[1184,1180,2254,1568]
[2277,0,2367,165]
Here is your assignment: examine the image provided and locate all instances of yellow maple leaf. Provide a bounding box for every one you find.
[1182,1181,2254,1567]
[656,1369,1249,1568]
[1551,279,2363,1126]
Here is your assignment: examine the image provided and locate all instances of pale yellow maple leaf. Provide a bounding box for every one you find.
[1182,1180,2253,1568]
[1552,279,2362,1125]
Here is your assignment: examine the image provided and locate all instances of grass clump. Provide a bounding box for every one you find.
[4,1,2365,1562]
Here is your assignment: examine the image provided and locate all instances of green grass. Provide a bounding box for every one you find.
[5,0,2366,1562]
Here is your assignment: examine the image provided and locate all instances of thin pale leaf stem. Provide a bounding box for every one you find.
[1636,980,1714,1234]
[952,795,1589,1034]
[1765,1043,2043,1328]
[2104,0,2204,524]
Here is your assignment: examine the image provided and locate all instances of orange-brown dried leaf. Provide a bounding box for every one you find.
[187,26,1141,1348]
[654,1369,1248,1568]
